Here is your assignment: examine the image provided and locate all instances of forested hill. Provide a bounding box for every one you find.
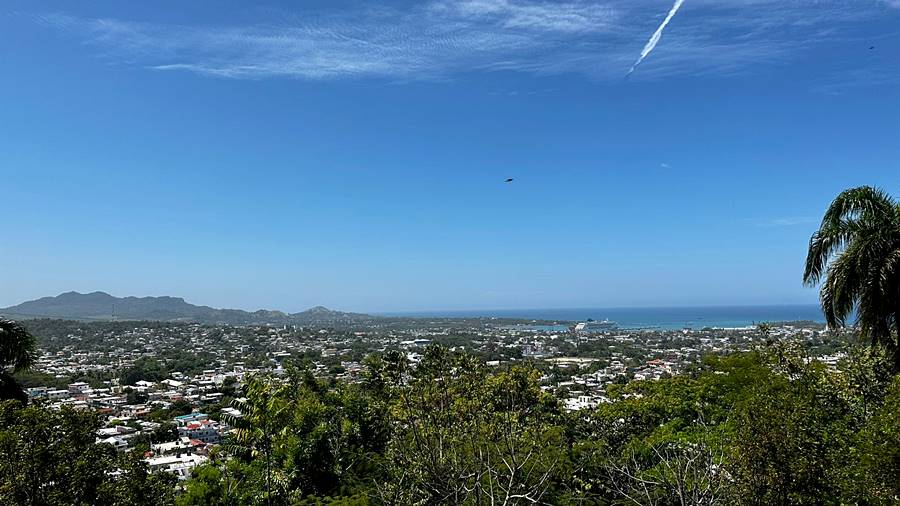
[0,291,373,325]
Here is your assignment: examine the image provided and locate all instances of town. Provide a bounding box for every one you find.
[18,316,847,481]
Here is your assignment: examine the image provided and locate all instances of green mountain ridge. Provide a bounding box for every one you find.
[0,291,373,325]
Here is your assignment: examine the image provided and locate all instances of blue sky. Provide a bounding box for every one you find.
[1,0,899,312]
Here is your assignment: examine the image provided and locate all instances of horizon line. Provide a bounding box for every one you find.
[377,302,823,315]
[4,290,821,316]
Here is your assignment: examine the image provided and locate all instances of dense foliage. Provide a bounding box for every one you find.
[1,338,898,504]
[0,401,176,505]
[163,343,900,505]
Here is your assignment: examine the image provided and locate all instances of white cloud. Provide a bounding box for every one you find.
[436,0,618,32]
[30,0,897,82]
[37,9,598,80]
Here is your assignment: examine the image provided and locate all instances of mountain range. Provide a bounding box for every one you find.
[0,291,375,325]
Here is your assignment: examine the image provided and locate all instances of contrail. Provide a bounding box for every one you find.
[627,0,686,77]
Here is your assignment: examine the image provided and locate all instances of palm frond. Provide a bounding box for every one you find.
[805,186,893,286]
[0,372,27,403]
[821,186,894,227]
[0,318,37,372]
[806,186,900,356]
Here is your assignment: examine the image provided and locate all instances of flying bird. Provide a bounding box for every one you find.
[627,0,686,77]
[870,46,875,50]
[505,178,514,183]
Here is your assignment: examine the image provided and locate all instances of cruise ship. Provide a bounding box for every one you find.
[571,318,618,332]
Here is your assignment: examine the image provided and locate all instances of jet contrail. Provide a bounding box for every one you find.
[627,0,686,77]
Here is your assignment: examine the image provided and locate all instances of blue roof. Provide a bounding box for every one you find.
[174,412,207,420]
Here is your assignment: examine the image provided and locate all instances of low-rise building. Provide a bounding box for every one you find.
[145,454,208,480]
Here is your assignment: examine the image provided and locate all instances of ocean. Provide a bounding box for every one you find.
[382,304,825,330]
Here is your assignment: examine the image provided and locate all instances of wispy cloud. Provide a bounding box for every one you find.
[812,69,900,95]
[28,0,898,82]
[433,0,618,32]
[36,7,613,80]
[753,217,817,228]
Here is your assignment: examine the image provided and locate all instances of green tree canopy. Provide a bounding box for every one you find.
[0,400,176,505]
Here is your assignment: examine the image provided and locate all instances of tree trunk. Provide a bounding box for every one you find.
[893,311,900,373]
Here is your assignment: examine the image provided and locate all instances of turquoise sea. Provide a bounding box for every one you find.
[384,304,825,330]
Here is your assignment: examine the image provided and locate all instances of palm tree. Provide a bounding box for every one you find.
[0,318,37,402]
[223,375,292,506]
[803,186,900,370]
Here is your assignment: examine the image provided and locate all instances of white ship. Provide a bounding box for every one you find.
[572,318,618,332]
